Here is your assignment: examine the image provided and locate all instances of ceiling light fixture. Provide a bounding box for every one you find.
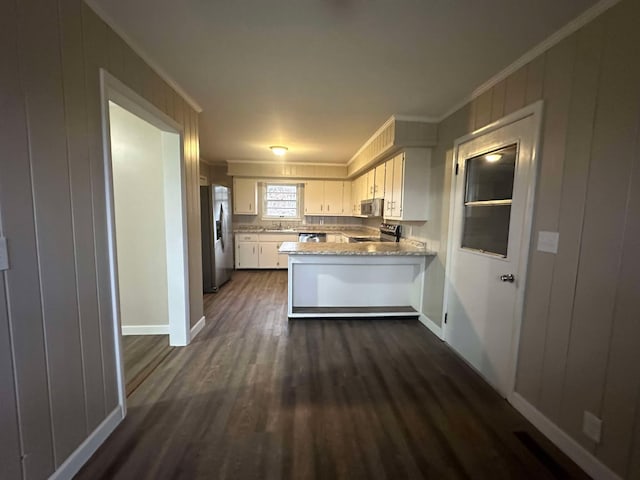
[270,145,288,156]
[485,153,502,162]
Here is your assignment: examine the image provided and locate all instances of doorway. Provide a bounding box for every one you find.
[444,102,542,399]
[101,70,190,408]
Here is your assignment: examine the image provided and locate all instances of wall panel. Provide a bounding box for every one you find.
[516,33,577,410]
[560,0,640,454]
[81,1,120,414]
[1,0,55,477]
[421,2,640,477]
[503,65,527,115]
[1,0,204,476]
[20,0,88,463]
[59,0,106,432]
[538,17,604,423]
[473,89,493,130]
[0,275,22,480]
[490,79,506,122]
[599,126,640,477]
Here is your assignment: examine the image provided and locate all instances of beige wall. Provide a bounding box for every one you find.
[417,0,640,477]
[110,103,170,329]
[0,0,202,478]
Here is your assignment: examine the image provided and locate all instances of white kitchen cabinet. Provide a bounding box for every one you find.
[236,238,259,268]
[258,242,280,268]
[233,178,258,215]
[374,163,385,198]
[342,181,352,216]
[384,148,431,221]
[304,181,349,216]
[366,169,375,199]
[235,233,297,269]
[303,180,324,215]
[351,176,361,215]
[324,181,343,215]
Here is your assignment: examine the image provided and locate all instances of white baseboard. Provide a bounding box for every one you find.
[49,405,123,480]
[510,392,622,480]
[418,314,443,339]
[190,315,206,341]
[121,324,169,336]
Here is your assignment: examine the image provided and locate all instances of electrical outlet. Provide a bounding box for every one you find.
[583,411,602,443]
[0,237,8,271]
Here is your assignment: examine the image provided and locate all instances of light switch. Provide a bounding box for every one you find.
[537,231,559,254]
[0,237,8,271]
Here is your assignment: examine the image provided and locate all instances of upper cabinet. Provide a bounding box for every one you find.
[374,163,385,199]
[383,148,431,221]
[304,180,351,216]
[304,180,324,215]
[233,178,258,215]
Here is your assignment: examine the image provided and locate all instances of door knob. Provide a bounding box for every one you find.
[500,274,515,283]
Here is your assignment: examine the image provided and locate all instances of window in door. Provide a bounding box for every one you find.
[263,183,300,219]
[461,144,517,257]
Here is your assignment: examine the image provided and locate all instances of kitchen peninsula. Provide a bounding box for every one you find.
[279,241,435,318]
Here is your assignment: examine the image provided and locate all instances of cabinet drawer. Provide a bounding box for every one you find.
[259,233,298,242]
[236,233,259,242]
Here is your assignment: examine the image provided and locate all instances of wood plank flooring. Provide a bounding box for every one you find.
[77,270,589,479]
[121,335,173,396]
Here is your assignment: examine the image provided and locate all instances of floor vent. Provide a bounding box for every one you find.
[514,430,570,479]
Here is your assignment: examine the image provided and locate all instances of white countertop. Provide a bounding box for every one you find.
[278,241,434,256]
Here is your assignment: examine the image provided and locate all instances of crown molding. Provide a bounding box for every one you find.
[84,0,203,113]
[435,0,621,122]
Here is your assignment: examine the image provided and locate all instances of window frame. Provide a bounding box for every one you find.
[261,182,302,220]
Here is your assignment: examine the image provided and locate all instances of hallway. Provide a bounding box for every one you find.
[78,270,587,479]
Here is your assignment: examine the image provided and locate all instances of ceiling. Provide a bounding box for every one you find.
[89,0,599,164]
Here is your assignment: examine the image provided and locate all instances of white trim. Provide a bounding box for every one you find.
[437,0,620,122]
[48,406,123,480]
[190,316,206,341]
[84,0,203,113]
[121,324,170,336]
[510,393,622,480]
[442,101,544,398]
[100,69,192,416]
[419,314,443,339]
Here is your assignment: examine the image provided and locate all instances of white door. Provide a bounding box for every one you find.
[445,111,539,397]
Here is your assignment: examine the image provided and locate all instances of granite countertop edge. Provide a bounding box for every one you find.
[278,241,436,257]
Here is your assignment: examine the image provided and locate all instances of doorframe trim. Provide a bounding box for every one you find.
[442,100,544,400]
[99,69,192,414]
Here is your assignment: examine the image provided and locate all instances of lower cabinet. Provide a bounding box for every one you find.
[235,233,297,269]
[236,240,259,269]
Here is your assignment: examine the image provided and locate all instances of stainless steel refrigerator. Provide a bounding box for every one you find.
[200,184,233,293]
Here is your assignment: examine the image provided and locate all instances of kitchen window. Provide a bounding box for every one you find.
[262,183,301,219]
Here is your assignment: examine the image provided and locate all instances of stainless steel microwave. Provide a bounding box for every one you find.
[360,198,384,217]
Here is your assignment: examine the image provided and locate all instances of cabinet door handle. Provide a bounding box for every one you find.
[260,246,262,254]
[249,203,252,211]
[321,205,323,211]
[327,204,330,212]
[253,246,255,254]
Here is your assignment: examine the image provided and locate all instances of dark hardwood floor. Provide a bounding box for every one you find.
[77,270,589,480]
[121,334,173,396]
